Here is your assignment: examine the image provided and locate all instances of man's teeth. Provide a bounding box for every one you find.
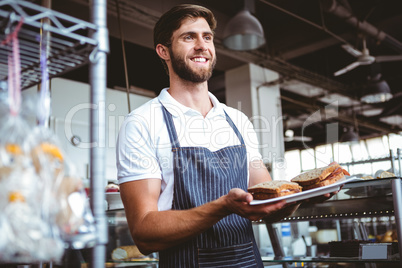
[192,58,206,62]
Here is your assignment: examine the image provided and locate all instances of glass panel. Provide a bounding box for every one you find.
[350,141,369,161]
[351,163,372,176]
[315,144,332,167]
[301,149,315,171]
[389,133,402,151]
[333,143,352,164]
[366,137,388,158]
[382,135,390,152]
[284,150,301,180]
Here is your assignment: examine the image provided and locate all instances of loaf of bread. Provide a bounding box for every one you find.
[378,171,395,179]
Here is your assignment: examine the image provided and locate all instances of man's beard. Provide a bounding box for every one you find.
[169,48,216,83]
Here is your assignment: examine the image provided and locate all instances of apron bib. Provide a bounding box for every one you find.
[159,105,263,268]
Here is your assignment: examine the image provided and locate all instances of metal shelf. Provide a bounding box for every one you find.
[263,177,402,266]
[0,0,97,89]
[282,178,398,222]
[0,1,108,267]
[261,256,400,264]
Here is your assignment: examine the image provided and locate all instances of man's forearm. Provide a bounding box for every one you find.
[131,195,231,254]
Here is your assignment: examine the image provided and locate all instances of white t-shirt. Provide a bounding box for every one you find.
[116,88,262,211]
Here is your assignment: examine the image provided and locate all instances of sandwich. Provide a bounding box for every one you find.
[248,180,302,200]
[291,164,350,191]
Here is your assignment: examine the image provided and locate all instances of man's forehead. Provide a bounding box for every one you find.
[174,17,212,35]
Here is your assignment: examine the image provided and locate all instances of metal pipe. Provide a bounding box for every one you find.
[114,0,131,113]
[391,178,402,267]
[322,0,402,53]
[90,0,109,267]
[265,223,289,268]
[397,148,401,177]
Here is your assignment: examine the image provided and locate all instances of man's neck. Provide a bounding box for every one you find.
[168,79,213,117]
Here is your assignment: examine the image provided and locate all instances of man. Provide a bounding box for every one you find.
[117,4,289,267]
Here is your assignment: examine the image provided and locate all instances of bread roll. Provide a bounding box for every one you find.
[111,245,144,260]
[378,171,395,179]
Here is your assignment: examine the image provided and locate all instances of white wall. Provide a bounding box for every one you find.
[23,78,151,182]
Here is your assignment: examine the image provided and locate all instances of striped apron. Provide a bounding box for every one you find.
[159,105,263,268]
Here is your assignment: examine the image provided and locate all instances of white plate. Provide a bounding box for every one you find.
[249,177,361,205]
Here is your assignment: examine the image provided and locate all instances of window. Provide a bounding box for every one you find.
[284,150,301,180]
[285,134,401,178]
[389,133,402,151]
[333,142,352,163]
[301,149,315,171]
[350,141,369,161]
[366,137,389,158]
[315,144,332,168]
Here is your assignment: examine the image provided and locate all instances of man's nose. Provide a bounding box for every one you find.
[194,37,207,51]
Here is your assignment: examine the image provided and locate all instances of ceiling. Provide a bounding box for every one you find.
[47,0,402,151]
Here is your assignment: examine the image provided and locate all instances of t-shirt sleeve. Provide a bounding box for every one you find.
[116,114,162,184]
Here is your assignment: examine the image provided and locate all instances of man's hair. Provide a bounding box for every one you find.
[153,4,217,74]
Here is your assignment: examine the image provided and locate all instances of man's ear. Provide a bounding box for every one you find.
[156,44,170,61]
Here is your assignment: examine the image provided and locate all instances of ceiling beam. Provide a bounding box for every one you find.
[280,95,400,134]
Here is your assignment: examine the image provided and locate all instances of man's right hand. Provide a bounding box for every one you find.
[222,188,287,222]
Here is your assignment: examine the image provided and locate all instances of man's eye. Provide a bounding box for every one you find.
[204,35,212,41]
[184,35,193,40]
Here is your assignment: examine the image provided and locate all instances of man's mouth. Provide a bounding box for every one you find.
[191,57,208,63]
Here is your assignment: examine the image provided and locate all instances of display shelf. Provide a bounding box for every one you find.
[264,177,402,266]
[0,0,97,89]
[0,0,108,267]
[283,178,398,222]
[261,256,400,264]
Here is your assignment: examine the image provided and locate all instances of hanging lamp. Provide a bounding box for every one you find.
[340,126,359,144]
[223,0,265,51]
[361,74,392,103]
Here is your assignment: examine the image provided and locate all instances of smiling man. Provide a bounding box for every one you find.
[116,4,289,268]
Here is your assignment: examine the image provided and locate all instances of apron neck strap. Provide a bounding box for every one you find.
[223,110,245,146]
[161,104,181,149]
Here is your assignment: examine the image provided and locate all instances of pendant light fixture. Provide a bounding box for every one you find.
[361,74,392,103]
[341,112,360,144]
[223,0,265,51]
[340,126,359,144]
